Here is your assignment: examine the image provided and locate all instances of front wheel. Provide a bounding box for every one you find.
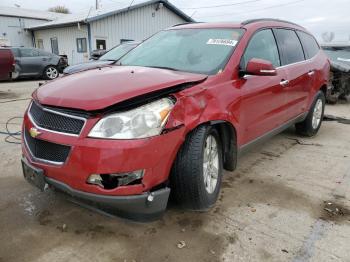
[43,66,59,80]
[170,125,223,210]
[295,91,325,137]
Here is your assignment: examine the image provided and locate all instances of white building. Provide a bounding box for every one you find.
[27,0,193,65]
[0,6,64,47]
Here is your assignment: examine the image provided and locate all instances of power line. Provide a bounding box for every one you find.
[179,0,261,10]
[195,0,306,19]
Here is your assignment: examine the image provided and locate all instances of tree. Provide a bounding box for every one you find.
[48,6,70,14]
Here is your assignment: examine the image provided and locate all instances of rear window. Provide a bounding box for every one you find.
[274,29,305,65]
[297,31,320,59]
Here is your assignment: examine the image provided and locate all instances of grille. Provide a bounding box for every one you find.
[24,128,71,164]
[29,102,85,135]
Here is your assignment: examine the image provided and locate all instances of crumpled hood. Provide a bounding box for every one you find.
[63,60,112,75]
[35,66,207,111]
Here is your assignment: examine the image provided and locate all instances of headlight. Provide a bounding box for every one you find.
[88,98,174,139]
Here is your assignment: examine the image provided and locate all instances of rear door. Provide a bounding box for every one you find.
[273,29,309,119]
[19,48,42,75]
[238,29,288,145]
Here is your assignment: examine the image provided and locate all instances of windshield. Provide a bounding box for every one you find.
[119,28,244,75]
[322,46,350,64]
[99,44,136,61]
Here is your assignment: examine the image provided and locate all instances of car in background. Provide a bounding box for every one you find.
[0,48,14,81]
[321,44,350,103]
[11,47,68,80]
[63,41,140,75]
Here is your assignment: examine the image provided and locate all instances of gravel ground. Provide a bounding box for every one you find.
[0,80,349,262]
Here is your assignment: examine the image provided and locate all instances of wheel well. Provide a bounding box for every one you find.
[210,121,237,171]
[320,84,327,97]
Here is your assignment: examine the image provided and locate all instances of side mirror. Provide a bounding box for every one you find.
[243,58,277,76]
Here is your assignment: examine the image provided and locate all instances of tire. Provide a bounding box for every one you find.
[43,66,59,80]
[170,125,223,210]
[295,91,325,137]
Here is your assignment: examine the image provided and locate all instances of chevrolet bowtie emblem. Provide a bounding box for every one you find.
[29,127,41,138]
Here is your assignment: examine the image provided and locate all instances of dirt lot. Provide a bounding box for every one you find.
[0,80,349,262]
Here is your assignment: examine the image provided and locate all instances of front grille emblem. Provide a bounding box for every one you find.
[29,127,41,138]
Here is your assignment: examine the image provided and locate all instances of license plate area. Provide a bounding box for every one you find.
[22,158,46,191]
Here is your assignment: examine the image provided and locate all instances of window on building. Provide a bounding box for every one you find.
[76,38,87,53]
[50,37,59,55]
[273,29,305,65]
[96,39,106,50]
[37,39,44,49]
[242,29,280,69]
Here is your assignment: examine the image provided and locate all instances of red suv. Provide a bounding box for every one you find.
[22,19,329,220]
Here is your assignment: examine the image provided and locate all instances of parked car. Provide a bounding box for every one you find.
[21,19,329,221]
[11,47,68,80]
[63,41,140,75]
[321,44,350,103]
[0,48,14,81]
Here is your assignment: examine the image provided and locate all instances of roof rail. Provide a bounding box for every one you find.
[241,18,303,28]
[172,22,203,27]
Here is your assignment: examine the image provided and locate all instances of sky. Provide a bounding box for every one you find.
[1,0,350,43]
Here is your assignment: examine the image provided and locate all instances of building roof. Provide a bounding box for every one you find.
[0,5,66,20]
[27,0,194,30]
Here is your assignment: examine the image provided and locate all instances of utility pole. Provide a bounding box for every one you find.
[95,0,99,10]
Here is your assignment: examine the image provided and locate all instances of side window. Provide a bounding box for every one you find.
[274,29,305,65]
[242,29,280,69]
[296,31,319,59]
[20,48,39,57]
[76,38,87,53]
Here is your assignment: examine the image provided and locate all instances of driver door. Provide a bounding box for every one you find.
[237,29,289,145]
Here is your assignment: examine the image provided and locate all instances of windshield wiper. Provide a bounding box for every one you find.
[147,66,180,71]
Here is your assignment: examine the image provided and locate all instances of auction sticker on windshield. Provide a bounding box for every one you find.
[207,39,238,46]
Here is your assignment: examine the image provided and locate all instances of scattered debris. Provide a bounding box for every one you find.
[285,137,322,146]
[57,223,68,232]
[281,249,289,253]
[177,240,186,249]
[210,250,216,255]
[324,202,344,216]
[251,208,256,212]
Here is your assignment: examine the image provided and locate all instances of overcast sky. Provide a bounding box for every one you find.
[1,0,349,42]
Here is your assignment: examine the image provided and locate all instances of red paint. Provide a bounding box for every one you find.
[0,48,14,81]
[23,21,329,197]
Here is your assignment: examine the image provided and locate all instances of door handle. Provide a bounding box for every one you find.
[280,79,289,87]
[308,70,315,76]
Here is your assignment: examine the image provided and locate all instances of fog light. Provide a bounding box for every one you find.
[87,170,144,189]
[87,174,104,187]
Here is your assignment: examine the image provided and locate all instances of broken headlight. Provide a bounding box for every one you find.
[88,98,174,139]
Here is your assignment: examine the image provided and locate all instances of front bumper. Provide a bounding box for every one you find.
[47,176,170,221]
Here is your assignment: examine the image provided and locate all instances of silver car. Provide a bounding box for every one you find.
[11,47,68,80]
